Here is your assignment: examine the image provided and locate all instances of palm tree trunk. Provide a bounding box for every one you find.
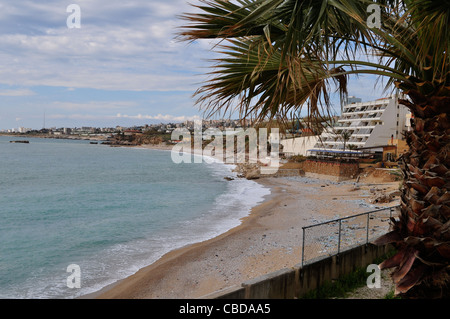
[375,94,450,298]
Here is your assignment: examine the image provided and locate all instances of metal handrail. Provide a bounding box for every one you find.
[301,205,399,266]
[302,206,396,230]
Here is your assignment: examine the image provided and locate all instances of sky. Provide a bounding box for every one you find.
[0,1,388,130]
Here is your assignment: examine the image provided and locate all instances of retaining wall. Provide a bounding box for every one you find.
[271,169,305,177]
[300,160,360,181]
[200,243,393,299]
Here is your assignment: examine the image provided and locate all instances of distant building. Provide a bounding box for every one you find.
[340,96,362,113]
[18,127,32,133]
[346,96,362,104]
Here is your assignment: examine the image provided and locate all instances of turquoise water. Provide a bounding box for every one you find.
[0,136,270,298]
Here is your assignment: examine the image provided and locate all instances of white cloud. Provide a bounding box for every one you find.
[0,89,35,96]
[44,112,202,124]
[0,1,212,91]
[346,74,391,102]
[50,101,137,111]
[116,113,201,122]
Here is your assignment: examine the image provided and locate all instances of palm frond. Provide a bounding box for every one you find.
[179,0,450,120]
[193,37,349,129]
[178,0,286,41]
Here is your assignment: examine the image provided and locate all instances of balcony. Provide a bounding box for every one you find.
[351,133,371,138]
[337,125,376,131]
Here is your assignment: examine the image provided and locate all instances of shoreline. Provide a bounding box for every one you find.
[84,178,284,299]
[3,137,398,299]
[85,171,398,299]
[80,143,273,299]
[81,177,277,299]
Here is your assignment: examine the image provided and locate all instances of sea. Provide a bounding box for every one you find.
[0,136,270,299]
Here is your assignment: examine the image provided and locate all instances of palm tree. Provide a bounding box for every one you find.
[179,0,450,298]
[348,144,358,151]
[341,130,352,152]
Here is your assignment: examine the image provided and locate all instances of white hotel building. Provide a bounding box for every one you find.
[309,95,411,154]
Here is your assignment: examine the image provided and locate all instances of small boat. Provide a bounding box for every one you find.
[10,140,30,144]
[90,142,98,144]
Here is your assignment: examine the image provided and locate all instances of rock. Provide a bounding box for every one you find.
[388,190,401,197]
[367,191,398,206]
[245,168,261,180]
[233,163,262,179]
[370,192,391,204]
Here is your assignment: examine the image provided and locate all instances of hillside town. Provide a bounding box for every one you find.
[1,118,247,137]
[1,119,255,146]
[3,95,412,167]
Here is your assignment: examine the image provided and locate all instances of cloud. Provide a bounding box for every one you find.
[50,101,137,111]
[0,1,213,91]
[346,74,391,102]
[0,1,222,129]
[116,113,201,122]
[43,112,202,125]
[0,89,35,96]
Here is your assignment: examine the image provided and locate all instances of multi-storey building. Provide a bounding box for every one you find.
[311,95,410,153]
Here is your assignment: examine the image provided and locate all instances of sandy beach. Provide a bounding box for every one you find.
[86,160,399,299]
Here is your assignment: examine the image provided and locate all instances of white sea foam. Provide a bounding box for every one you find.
[86,159,269,299]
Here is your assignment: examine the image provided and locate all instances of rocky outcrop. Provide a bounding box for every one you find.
[369,188,402,204]
[232,163,261,180]
[232,163,306,180]
[245,168,261,180]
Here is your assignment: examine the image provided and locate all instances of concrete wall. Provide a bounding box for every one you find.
[200,243,393,299]
[271,169,305,177]
[281,136,319,156]
[301,159,360,181]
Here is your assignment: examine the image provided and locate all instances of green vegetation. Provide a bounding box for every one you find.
[289,155,307,163]
[301,251,397,299]
[301,267,370,299]
[143,130,172,143]
[384,289,401,299]
[388,169,403,181]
